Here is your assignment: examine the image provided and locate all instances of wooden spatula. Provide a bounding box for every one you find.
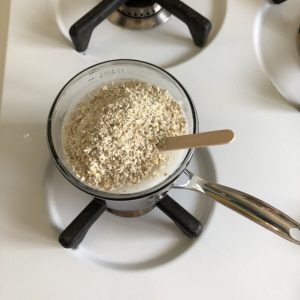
[159,129,235,151]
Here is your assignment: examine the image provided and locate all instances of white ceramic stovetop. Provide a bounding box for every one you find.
[1,0,300,299]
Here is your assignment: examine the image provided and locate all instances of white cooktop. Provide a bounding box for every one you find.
[1,0,300,299]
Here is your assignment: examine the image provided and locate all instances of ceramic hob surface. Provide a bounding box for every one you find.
[1,0,300,300]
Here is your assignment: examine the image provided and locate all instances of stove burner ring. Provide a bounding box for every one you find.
[120,3,160,17]
[109,3,171,29]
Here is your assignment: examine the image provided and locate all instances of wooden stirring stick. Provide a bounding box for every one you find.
[159,129,235,151]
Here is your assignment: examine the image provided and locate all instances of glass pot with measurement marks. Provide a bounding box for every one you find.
[47,59,300,248]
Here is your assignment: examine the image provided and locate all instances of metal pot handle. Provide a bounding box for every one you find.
[173,170,300,245]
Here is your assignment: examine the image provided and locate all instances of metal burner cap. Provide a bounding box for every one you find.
[109,3,171,30]
[118,3,161,18]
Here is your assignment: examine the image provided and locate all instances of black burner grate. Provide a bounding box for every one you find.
[69,0,212,52]
[59,195,203,249]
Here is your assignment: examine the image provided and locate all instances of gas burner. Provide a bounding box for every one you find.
[109,2,171,29]
[46,148,216,251]
[69,0,212,52]
[59,196,203,249]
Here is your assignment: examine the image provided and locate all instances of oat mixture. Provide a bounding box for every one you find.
[63,80,187,191]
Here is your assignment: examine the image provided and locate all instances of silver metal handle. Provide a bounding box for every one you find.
[174,170,300,245]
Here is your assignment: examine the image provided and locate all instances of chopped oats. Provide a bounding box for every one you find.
[63,80,187,191]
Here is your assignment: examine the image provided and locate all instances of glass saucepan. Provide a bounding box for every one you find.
[47,59,300,248]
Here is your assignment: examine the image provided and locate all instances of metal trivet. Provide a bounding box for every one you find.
[59,195,203,249]
[69,0,212,52]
